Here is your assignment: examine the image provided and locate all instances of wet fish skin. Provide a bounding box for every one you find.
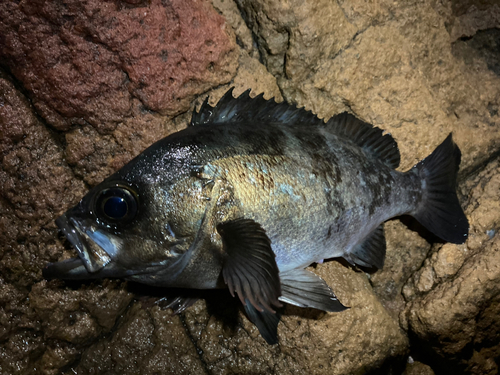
[44,89,469,344]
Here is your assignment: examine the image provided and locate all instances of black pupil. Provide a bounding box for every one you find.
[103,196,128,219]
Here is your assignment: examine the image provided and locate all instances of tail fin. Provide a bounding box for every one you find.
[411,134,469,244]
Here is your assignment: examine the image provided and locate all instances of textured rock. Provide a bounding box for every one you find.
[69,262,407,375]
[72,303,206,375]
[370,220,430,321]
[182,262,407,375]
[446,1,500,41]
[0,0,238,131]
[403,158,500,375]
[237,0,500,173]
[1,0,500,374]
[403,360,435,375]
[0,0,238,186]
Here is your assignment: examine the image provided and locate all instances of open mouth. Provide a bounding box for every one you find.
[55,214,87,263]
[43,213,117,280]
[56,213,113,273]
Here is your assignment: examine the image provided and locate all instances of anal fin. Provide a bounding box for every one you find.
[279,269,348,312]
[346,224,386,269]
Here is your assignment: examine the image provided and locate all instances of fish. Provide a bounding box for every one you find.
[43,88,469,344]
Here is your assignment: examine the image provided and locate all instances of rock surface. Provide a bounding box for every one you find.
[403,158,500,375]
[0,0,499,374]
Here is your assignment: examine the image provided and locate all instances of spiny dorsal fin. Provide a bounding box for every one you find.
[190,88,324,127]
[324,113,400,169]
[191,88,400,168]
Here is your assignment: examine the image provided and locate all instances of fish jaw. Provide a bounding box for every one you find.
[56,212,115,272]
[45,212,134,280]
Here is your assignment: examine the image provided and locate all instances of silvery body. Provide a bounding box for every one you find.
[45,89,469,344]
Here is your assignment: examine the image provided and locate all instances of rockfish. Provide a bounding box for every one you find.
[44,88,469,344]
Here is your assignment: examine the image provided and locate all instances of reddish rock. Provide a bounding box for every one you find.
[1,0,500,374]
[0,0,238,131]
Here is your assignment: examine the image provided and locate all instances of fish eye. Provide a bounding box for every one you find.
[95,187,138,223]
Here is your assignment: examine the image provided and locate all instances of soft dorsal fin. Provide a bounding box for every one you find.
[324,113,400,169]
[190,88,324,127]
[191,88,400,168]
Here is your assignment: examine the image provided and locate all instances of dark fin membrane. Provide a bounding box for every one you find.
[217,218,282,313]
[346,224,386,269]
[244,299,281,345]
[325,113,400,168]
[190,88,326,127]
[411,134,469,244]
[279,269,348,312]
[191,89,400,168]
[156,296,199,315]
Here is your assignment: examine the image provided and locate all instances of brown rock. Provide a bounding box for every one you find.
[403,159,500,374]
[0,71,87,286]
[176,261,408,374]
[0,0,238,131]
[446,1,500,41]
[370,220,431,321]
[403,360,436,375]
[0,0,239,186]
[1,0,500,374]
[72,303,206,375]
[237,0,500,173]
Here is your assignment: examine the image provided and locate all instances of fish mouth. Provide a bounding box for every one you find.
[43,213,129,280]
[56,213,113,273]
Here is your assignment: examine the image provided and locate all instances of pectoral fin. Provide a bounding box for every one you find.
[217,218,282,313]
[244,299,281,345]
[279,269,348,312]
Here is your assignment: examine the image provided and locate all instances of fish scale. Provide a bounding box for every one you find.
[44,88,469,344]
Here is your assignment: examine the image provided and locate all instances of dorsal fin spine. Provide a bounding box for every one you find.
[189,87,401,168]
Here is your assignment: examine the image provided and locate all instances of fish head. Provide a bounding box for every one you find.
[44,140,208,283]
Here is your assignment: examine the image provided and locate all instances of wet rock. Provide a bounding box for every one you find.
[66,262,407,374]
[66,303,206,375]
[0,0,499,374]
[403,159,500,374]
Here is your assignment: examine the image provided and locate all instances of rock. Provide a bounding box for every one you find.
[446,1,500,41]
[0,0,238,131]
[237,0,500,173]
[73,303,206,375]
[370,220,431,321]
[0,0,239,186]
[179,261,408,374]
[68,262,407,375]
[403,359,435,375]
[403,158,500,375]
[1,0,500,374]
